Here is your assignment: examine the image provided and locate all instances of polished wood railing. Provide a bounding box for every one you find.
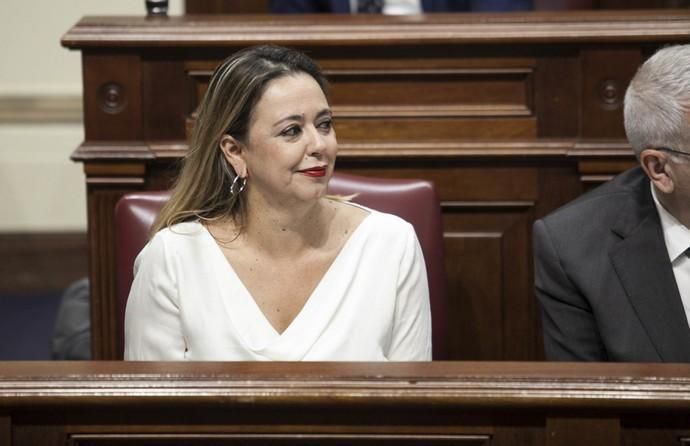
[2,361,690,445]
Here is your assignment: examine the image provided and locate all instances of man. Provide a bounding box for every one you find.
[270,0,531,14]
[52,277,91,360]
[533,44,690,362]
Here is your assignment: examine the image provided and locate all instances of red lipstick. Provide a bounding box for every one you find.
[299,166,327,178]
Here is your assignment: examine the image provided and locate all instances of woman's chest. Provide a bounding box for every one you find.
[227,252,339,333]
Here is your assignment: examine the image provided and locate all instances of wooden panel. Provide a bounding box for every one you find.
[444,203,535,360]
[82,52,143,141]
[84,163,147,359]
[535,51,580,137]
[546,418,620,446]
[621,414,690,445]
[500,206,536,360]
[0,417,9,446]
[329,71,532,109]
[87,190,122,360]
[335,117,537,142]
[186,58,536,142]
[142,60,194,141]
[445,231,503,359]
[581,48,642,138]
[13,425,66,446]
[623,429,690,445]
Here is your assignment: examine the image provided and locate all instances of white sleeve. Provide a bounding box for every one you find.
[387,224,432,361]
[124,232,187,360]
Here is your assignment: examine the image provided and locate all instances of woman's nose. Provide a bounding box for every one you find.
[306,127,327,156]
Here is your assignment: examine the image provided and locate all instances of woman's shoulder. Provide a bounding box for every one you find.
[332,200,414,238]
[153,220,206,241]
[137,221,212,270]
[143,221,208,255]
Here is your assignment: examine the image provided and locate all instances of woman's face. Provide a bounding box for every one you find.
[236,73,337,207]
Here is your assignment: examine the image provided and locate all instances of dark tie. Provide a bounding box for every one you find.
[357,0,384,13]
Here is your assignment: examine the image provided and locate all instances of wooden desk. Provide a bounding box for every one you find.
[61,11,690,360]
[2,361,690,445]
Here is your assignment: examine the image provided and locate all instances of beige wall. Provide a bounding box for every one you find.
[0,0,183,232]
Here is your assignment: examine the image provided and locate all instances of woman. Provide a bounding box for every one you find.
[124,45,431,361]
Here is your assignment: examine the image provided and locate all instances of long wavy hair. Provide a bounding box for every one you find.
[151,45,329,236]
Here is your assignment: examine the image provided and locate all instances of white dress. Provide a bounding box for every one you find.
[124,206,432,361]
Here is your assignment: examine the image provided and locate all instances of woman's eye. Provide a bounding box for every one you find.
[280,126,301,137]
[318,119,333,132]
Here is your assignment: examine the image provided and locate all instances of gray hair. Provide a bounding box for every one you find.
[624,44,690,159]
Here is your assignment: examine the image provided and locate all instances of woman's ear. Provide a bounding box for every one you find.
[220,134,247,178]
[640,149,674,194]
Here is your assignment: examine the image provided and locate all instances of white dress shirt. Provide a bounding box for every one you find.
[651,184,690,327]
[124,205,432,361]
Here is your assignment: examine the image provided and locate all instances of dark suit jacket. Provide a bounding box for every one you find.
[52,277,91,360]
[533,167,690,362]
[270,0,531,14]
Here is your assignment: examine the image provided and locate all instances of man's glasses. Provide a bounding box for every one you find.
[659,147,690,158]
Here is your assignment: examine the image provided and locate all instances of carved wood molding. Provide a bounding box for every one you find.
[68,433,490,444]
[1,362,690,408]
[574,139,639,182]
[70,139,637,161]
[61,11,690,48]
[442,201,535,209]
[71,142,155,162]
[333,105,533,118]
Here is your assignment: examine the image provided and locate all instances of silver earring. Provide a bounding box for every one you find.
[230,175,247,196]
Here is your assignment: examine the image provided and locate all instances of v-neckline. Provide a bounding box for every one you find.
[200,205,373,339]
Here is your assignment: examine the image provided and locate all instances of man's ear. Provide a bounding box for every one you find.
[640,149,674,194]
[220,134,247,178]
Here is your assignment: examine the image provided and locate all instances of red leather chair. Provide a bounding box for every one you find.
[115,172,448,359]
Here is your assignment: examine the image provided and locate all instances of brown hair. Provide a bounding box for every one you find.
[151,45,329,235]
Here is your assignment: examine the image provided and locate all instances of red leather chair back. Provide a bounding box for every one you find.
[115,172,448,359]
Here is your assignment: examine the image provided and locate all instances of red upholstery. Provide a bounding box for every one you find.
[115,172,448,359]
